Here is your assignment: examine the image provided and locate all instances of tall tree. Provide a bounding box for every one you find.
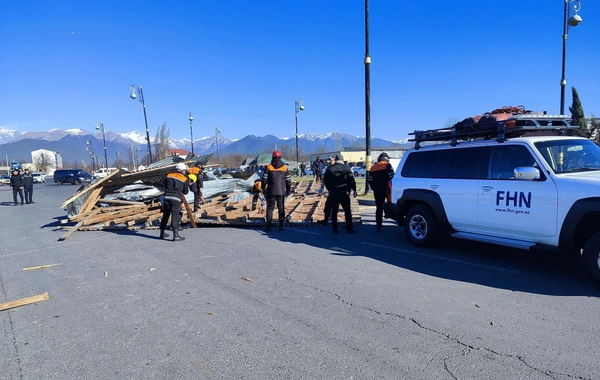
[33,152,54,173]
[589,114,600,146]
[154,123,171,161]
[569,87,589,138]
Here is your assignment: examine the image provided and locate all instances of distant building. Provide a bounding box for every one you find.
[309,145,411,167]
[168,148,190,160]
[31,149,63,174]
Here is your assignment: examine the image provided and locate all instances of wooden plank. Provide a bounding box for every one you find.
[80,187,103,215]
[60,169,123,209]
[59,210,100,241]
[95,198,147,206]
[23,264,63,272]
[181,195,197,228]
[0,292,49,312]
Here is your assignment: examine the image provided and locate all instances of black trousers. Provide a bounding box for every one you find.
[374,192,386,229]
[266,195,285,226]
[24,186,33,203]
[12,188,24,205]
[330,192,353,232]
[323,195,332,221]
[190,183,200,211]
[160,199,182,231]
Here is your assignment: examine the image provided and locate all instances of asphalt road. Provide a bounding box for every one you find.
[1,181,599,379]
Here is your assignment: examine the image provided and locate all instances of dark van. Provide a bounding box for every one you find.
[53,169,92,185]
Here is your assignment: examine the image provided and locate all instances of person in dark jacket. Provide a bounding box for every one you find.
[9,169,24,206]
[311,156,324,181]
[367,152,395,232]
[160,163,190,241]
[187,162,204,212]
[323,154,357,234]
[22,168,34,204]
[261,150,291,231]
[319,156,336,226]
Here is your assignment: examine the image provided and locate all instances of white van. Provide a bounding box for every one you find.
[93,167,117,179]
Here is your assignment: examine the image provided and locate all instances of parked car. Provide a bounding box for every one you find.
[93,167,117,179]
[0,175,10,185]
[32,173,46,183]
[351,166,367,177]
[54,169,92,185]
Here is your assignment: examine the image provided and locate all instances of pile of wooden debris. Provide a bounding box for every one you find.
[59,165,361,240]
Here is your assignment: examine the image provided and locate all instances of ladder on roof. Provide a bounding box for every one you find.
[410,114,577,149]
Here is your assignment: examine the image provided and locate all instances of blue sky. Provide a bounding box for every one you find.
[1,1,599,141]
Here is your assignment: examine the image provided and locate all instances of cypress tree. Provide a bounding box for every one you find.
[569,87,589,138]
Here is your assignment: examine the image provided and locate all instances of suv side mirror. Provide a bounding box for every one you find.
[514,166,540,181]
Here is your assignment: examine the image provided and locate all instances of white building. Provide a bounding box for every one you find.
[31,149,63,174]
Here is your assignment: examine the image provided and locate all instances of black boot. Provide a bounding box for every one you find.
[278,221,284,231]
[266,220,272,231]
[160,229,170,239]
[172,229,185,241]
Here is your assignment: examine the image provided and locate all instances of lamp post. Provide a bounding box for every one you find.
[560,0,583,115]
[294,99,305,175]
[129,85,153,164]
[189,112,195,155]
[363,0,372,194]
[95,121,108,169]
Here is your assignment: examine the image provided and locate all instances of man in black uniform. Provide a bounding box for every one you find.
[261,150,291,231]
[323,154,357,234]
[9,168,24,206]
[160,163,189,241]
[319,156,336,226]
[22,168,35,204]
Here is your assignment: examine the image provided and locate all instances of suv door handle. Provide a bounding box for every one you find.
[430,185,439,189]
[481,186,494,191]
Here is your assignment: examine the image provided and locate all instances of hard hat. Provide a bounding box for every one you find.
[175,163,187,172]
[188,173,197,183]
[272,150,282,159]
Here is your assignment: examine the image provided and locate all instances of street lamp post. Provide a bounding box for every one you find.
[215,126,221,174]
[189,112,195,155]
[560,0,583,115]
[129,85,153,164]
[294,99,305,174]
[363,0,372,194]
[95,121,108,169]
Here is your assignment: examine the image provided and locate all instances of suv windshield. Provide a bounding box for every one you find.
[535,139,600,174]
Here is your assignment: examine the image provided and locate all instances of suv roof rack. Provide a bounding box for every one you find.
[410,113,578,149]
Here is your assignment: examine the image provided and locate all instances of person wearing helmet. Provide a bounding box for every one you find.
[261,150,291,231]
[187,162,204,212]
[367,152,395,232]
[159,162,189,241]
[9,168,24,206]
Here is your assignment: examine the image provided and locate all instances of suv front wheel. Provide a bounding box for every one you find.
[404,205,439,247]
[582,232,600,283]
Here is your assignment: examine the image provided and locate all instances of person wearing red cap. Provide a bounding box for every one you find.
[261,150,291,231]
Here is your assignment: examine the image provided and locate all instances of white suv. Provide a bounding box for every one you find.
[384,116,600,283]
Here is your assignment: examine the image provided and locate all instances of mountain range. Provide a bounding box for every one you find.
[0,127,404,165]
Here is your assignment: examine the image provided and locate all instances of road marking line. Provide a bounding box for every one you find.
[290,229,322,236]
[360,242,522,274]
[0,236,106,259]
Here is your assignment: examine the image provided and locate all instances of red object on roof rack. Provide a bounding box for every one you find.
[410,107,577,149]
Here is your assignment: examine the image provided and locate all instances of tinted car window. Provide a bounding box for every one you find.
[489,145,536,179]
[447,147,487,179]
[401,150,442,178]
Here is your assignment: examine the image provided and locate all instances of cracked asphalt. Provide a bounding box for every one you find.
[1,183,600,379]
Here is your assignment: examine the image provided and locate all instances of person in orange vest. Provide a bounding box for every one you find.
[367,152,395,232]
[261,150,291,231]
[187,162,204,212]
[160,163,189,241]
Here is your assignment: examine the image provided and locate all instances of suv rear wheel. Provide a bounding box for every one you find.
[404,205,439,247]
[582,232,600,283]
